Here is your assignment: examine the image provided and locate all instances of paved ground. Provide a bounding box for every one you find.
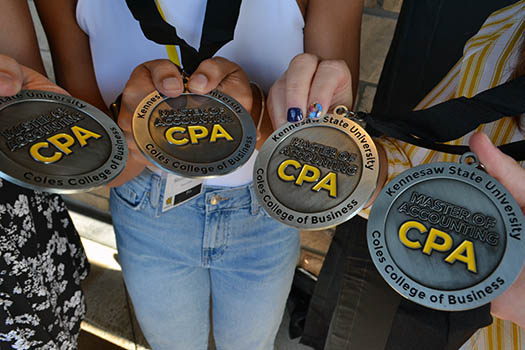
[78,314,310,350]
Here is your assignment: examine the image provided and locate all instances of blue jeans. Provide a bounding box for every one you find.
[110,170,300,350]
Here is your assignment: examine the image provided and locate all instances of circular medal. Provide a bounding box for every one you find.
[367,153,524,311]
[0,90,127,193]
[254,106,380,230]
[132,90,256,178]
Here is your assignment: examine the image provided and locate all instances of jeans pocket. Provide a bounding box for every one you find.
[111,178,149,211]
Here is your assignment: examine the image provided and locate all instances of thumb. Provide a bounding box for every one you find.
[469,132,525,210]
[0,55,23,96]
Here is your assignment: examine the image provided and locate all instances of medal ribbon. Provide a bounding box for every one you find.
[362,76,525,160]
[125,0,242,74]
[154,1,181,67]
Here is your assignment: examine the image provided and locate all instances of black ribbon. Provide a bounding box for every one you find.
[125,0,242,74]
[363,76,525,160]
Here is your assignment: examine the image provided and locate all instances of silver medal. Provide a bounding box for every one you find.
[133,90,256,178]
[367,153,524,311]
[254,106,380,230]
[0,90,127,193]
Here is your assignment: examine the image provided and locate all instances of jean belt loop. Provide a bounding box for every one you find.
[249,184,258,215]
[150,173,162,209]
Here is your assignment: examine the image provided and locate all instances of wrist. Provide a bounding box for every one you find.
[250,82,265,131]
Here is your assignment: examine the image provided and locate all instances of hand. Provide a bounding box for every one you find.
[187,57,253,115]
[111,57,253,186]
[268,53,353,129]
[469,132,525,213]
[0,54,67,95]
[268,53,386,207]
[469,132,525,328]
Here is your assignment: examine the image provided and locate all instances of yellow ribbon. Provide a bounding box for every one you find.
[155,0,182,67]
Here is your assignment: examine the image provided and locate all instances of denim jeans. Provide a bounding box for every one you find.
[110,169,300,350]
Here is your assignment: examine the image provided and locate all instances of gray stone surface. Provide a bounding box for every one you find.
[70,211,116,248]
[383,0,403,13]
[66,191,111,212]
[300,229,334,256]
[81,263,150,349]
[359,14,397,84]
[65,187,112,214]
[355,83,377,112]
[365,0,379,8]
[276,312,313,350]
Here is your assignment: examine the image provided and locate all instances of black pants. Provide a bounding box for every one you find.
[300,0,519,349]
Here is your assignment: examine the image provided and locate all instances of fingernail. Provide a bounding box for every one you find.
[162,77,181,93]
[287,107,303,123]
[307,103,322,119]
[188,74,208,92]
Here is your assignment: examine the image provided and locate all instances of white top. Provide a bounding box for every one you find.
[76,0,304,186]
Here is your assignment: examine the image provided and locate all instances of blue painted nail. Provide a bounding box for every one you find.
[287,107,303,123]
[308,103,322,119]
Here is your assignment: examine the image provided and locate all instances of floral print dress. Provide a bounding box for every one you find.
[0,178,89,349]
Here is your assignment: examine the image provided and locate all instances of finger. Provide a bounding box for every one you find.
[285,53,319,122]
[143,59,184,97]
[188,57,247,94]
[469,132,525,209]
[118,63,157,132]
[491,264,525,328]
[267,75,287,129]
[20,65,69,95]
[188,57,252,114]
[0,54,24,96]
[307,59,353,115]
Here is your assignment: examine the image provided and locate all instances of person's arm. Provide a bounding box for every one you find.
[0,1,45,74]
[34,0,108,112]
[304,0,363,103]
[0,1,66,95]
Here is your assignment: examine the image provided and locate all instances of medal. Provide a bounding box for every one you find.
[367,153,524,311]
[132,90,256,178]
[254,106,380,230]
[0,90,127,193]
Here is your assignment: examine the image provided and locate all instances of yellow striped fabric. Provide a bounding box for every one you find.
[369,1,525,348]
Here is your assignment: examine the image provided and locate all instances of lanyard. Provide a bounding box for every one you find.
[125,0,242,74]
[155,1,181,67]
[362,76,525,161]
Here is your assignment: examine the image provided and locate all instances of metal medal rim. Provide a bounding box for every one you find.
[367,159,524,311]
[0,90,128,194]
[133,90,256,179]
[254,114,380,230]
